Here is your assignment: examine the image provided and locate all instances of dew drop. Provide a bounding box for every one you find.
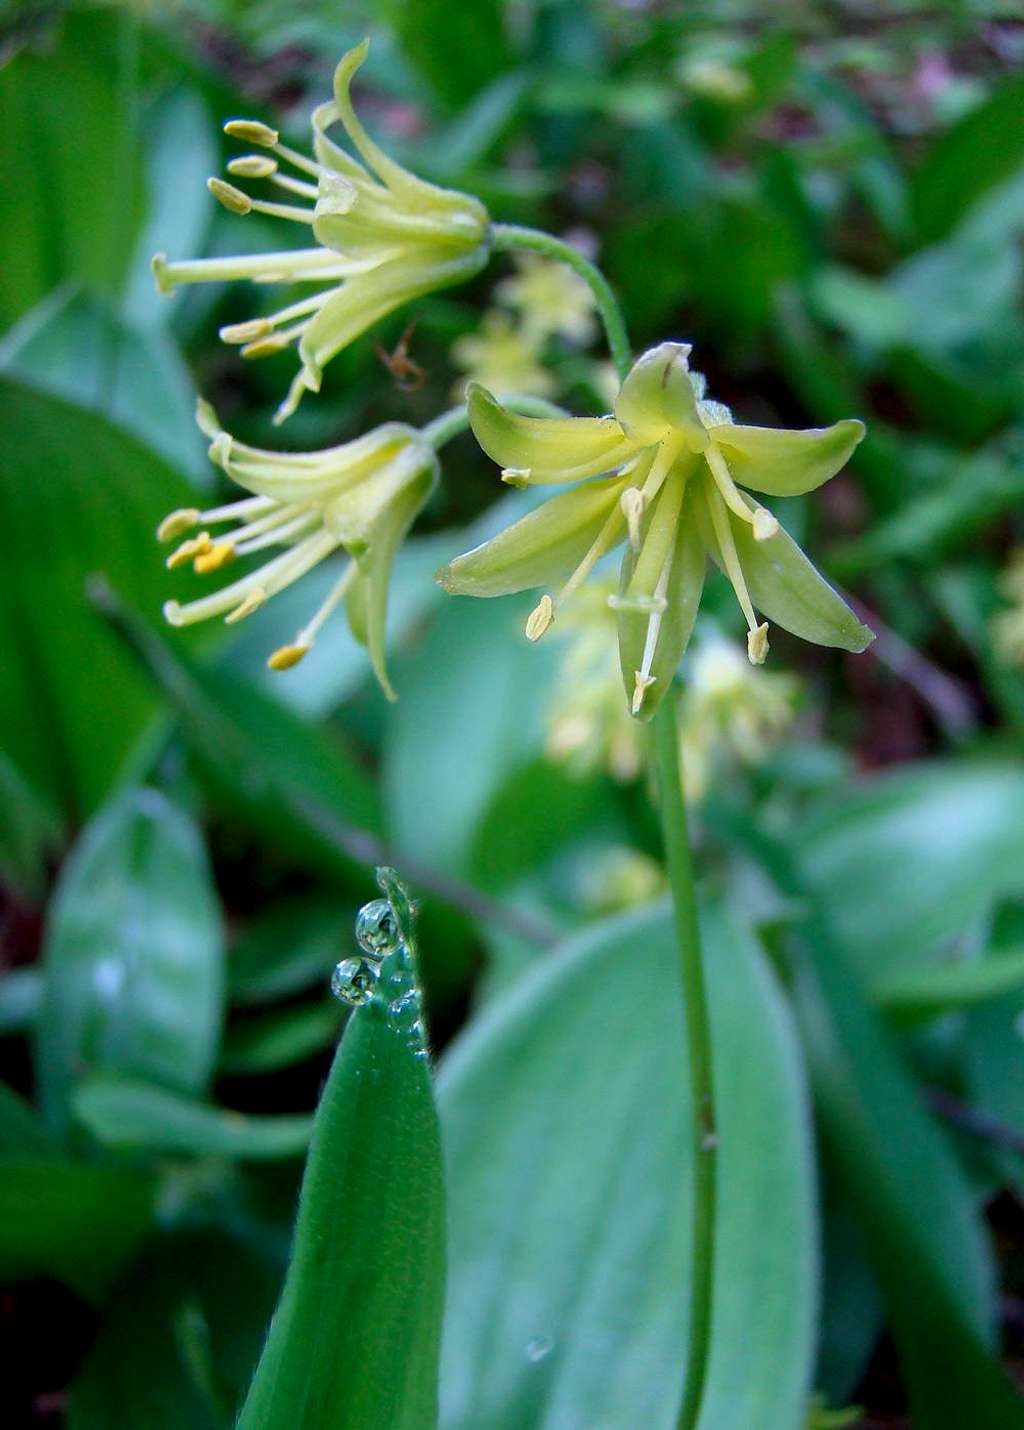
[354,898,401,959]
[330,957,380,1006]
[525,1335,553,1363]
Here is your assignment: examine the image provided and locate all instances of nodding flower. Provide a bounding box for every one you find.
[159,400,437,697]
[439,341,873,719]
[152,38,490,425]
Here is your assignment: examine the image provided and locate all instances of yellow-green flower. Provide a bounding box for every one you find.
[152,39,490,424]
[158,400,437,696]
[993,549,1024,664]
[494,254,597,346]
[451,310,556,400]
[439,341,873,719]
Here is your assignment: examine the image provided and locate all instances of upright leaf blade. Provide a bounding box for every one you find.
[437,902,817,1430]
[237,1000,446,1430]
[36,786,224,1137]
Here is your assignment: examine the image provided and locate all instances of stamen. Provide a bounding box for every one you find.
[208,177,252,215]
[224,588,267,624]
[267,171,320,201]
[557,503,626,606]
[248,196,317,224]
[240,334,293,359]
[501,468,531,488]
[224,119,279,147]
[271,140,323,180]
[747,623,770,664]
[525,594,554,641]
[620,487,645,552]
[166,532,213,570]
[157,508,200,542]
[705,444,758,528]
[193,542,235,575]
[220,318,273,344]
[227,155,278,179]
[706,487,760,640]
[201,495,276,525]
[234,510,317,555]
[295,563,357,647]
[268,643,311,671]
[165,529,338,627]
[640,437,683,505]
[632,671,657,715]
[632,542,675,715]
[752,508,779,542]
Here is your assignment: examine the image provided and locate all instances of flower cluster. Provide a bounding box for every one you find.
[153,39,490,425]
[440,342,872,718]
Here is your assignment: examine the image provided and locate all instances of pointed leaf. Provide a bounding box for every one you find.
[35,786,224,1138]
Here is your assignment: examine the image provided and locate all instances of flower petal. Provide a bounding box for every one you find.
[437,479,625,598]
[467,384,633,483]
[710,418,865,496]
[615,504,705,720]
[346,458,437,700]
[614,342,707,451]
[699,488,873,652]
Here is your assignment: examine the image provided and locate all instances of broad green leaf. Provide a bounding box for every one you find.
[0,1158,153,1302]
[795,761,1024,981]
[0,13,145,328]
[74,1078,313,1162]
[385,596,557,873]
[237,1000,445,1429]
[36,786,224,1137]
[0,288,206,478]
[0,377,200,818]
[438,902,816,1430]
[911,75,1024,242]
[873,946,1024,1025]
[220,1002,343,1075]
[97,591,382,878]
[750,833,1023,1426]
[228,898,352,1006]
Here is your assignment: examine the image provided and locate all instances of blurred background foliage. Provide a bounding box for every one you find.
[2,1,1024,1425]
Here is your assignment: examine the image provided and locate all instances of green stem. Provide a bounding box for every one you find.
[491,223,632,382]
[422,394,567,451]
[649,684,716,1430]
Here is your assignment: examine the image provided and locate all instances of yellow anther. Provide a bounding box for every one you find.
[224,588,267,624]
[207,177,252,215]
[752,508,779,543]
[241,334,292,359]
[747,622,769,665]
[501,468,531,488]
[223,119,280,147]
[157,508,201,543]
[631,671,657,715]
[227,155,278,179]
[268,642,311,671]
[219,318,273,344]
[193,542,235,575]
[166,533,213,570]
[620,487,646,552]
[525,594,554,642]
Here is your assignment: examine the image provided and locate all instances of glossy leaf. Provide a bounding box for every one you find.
[237,999,445,1430]
[35,786,224,1137]
[220,1002,343,1075]
[228,898,352,1006]
[74,1078,313,1162]
[437,902,817,1430]
[0,1158,153,1303]
[0,377,200,818]
[795,761,1024,981]
[874,946,1024,1025]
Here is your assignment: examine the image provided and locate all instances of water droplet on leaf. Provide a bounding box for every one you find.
[354,898,400,959]
[525,1335,554,1363]
[330,957,380,1006]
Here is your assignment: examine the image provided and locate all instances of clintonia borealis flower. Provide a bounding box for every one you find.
[158,400,437,696]
[152,39,490,424]
[439,341,873,719]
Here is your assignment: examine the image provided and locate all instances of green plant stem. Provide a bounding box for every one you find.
[421,393,567,450]
[491,223,632,381]
[649,683,716,1430]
